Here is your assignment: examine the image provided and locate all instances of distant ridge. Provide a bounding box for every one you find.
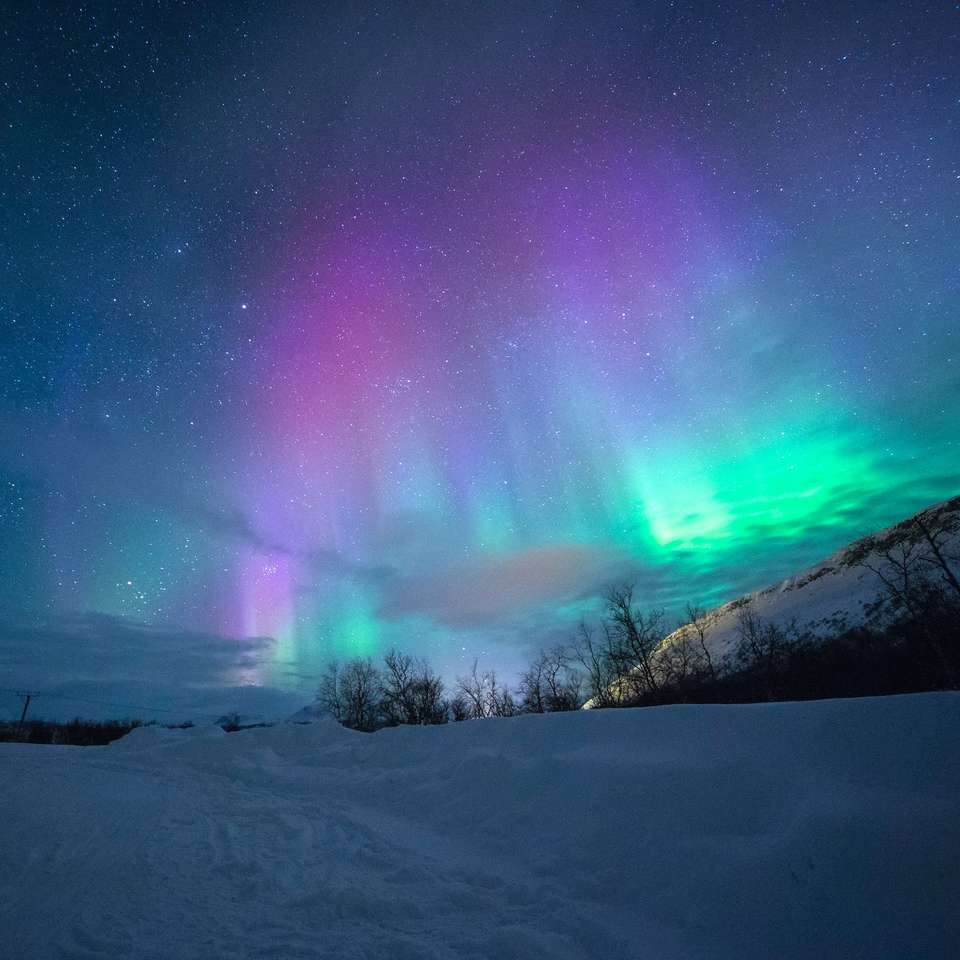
[660,494,960,661]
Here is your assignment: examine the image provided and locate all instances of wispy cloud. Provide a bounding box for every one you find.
[379,542,633,628]
[0,611,305,722]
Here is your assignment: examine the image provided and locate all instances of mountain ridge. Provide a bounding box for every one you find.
[660,494,960,662]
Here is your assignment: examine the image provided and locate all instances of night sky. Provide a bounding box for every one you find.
[2,1,958,716]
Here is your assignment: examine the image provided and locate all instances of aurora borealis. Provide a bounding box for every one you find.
[2,1,958,710]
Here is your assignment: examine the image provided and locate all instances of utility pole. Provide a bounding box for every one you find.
[14,691,37,740]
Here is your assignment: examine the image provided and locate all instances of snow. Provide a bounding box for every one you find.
[2,693,958,959]
[661,497,960,662]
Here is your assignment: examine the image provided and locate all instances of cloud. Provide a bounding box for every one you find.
[378,542,633,628]
[0,611,306,723]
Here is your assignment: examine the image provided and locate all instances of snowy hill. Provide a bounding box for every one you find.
[2,694,958,959]
[661,495,960,663]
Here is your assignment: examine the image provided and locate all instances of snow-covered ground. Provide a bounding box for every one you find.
[2,694,958,959]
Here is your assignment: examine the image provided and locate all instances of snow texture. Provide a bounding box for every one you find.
[2,693,958,959]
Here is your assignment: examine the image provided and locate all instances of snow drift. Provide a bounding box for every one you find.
[1,694,958,959]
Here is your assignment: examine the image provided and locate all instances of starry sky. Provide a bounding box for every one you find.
[2,1,958,717]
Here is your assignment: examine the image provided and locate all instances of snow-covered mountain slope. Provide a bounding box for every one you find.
[2,694,958,959]
[663,495,960,662]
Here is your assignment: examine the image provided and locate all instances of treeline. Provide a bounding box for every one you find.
[0,718,149,746]
[319,500,959,730]
[614,590,959,709]
[314,650,502,732]
[584,497,960,708]
[316,647,579,732]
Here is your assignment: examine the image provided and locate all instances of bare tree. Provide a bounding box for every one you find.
[546,645,583,710]
[345,657,384,731]
[317,661,344,722]
[604,585,664,697]
[684,603,717,680]
[455,660,517,718]
[489,676,518,717]
[456,659,490,719]
[857,537,928,621]
[728,609,799,701]
[518,653,547,713]
[851,499,960,616]
[318,657,382,731]
[519,645,582,713]
[848,502,960,685]
[912,507,960,602]
[398,657,449,725]
[573,621,625,707]
[448,694,470,722]
[410,670,448,724]
[381,649,417,725]
[657,629,704,691]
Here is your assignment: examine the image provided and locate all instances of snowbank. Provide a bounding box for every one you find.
[1,693,957,959]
